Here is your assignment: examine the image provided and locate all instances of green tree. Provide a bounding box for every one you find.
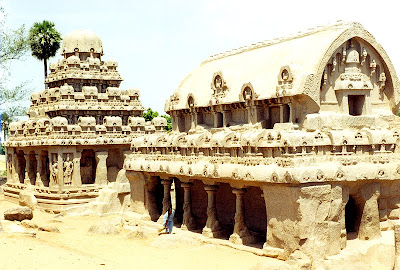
[161,114,172,131]
[28,20,62,79]
[0,24,29,61]
[142,108,159,122]
[142,108,172,132]
[0,5,31,141]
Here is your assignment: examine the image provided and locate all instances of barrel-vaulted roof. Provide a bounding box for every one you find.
[165,21,400,112]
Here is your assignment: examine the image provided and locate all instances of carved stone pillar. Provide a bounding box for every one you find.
[72,151,82,187]
[145,176,159,221]
[95,151,108,185]
[358,183,381,240]
[23,153,31,185]
[35,153,44,187]
[12,152,19,183]
[279,104,284,123]
[181,182,195,230]
[125,171,149,217]
[6,154,13,183]
[222,110,230,127]
[229,188,256,245]
[202,185,224,238]
[158,179,172,223]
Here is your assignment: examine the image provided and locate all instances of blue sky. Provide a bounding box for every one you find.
[3,0,400,114]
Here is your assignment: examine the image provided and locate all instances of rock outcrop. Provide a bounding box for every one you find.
[4,207,33,221]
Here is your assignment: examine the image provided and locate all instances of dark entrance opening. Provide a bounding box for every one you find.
[348,95,365,116]
[345,195,360,237]
[80,149,96,184]
[216,112,223,128]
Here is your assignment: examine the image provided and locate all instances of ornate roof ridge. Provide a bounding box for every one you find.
[202,21,357,64]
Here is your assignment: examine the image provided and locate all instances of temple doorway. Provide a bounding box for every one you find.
[80,149,96,184]
[345,195,361,238]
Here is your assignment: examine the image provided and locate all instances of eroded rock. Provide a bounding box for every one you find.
[21,220,38,229]
[39,225,60,233]
[4,207,33,221]
[19,187,38,210]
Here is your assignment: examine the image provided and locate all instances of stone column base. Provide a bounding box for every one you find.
[262,243,285,259]
[202,226,225,238]
[229,232,257,245]
[181,220,196,231]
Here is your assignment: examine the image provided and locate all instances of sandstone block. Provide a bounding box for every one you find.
[21,220,38,229]
[19,189,38,210]
[39,225,60,233]
[4,207,33,221]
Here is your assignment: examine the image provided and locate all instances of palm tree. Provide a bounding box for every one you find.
[28,20,61,80]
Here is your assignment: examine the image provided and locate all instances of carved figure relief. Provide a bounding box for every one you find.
[51,161,59,186]
[63,154,74,186]
[211,71,228,99]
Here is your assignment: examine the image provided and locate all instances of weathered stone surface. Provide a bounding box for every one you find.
[358,183,381,240]
[39,225,60,233]
[88,220,120,235]
[287,250,312,270]
[4,207,33,221]
[19,188,38,210]
[21,220,38,229]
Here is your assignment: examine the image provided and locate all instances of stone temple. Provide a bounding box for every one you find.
[4,21,400,263]
[3,30,166,211]
[123,22,400,261]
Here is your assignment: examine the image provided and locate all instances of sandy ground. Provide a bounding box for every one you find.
[0,199,286,270]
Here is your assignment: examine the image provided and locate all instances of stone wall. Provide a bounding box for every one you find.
[379,182,400,231]
[263,184,347,260]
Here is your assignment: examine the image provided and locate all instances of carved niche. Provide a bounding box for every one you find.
[320,38,387,114]
[276,66,293,97]
[211,71,229,98]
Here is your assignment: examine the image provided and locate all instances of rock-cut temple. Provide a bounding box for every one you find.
[4,22,400,263]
